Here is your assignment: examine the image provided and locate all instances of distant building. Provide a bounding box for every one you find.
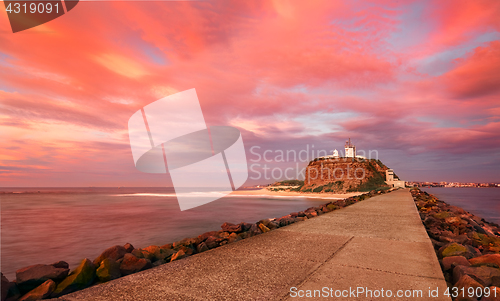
[318,139,364,159]
[345,138,356,158]
[386,169,405,188]
[319,149,339,159]
[386,169,395,181]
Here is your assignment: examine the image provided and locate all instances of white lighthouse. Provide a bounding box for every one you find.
[345,138,356,158]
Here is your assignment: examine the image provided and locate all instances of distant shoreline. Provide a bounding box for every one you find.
[231,188,364,199]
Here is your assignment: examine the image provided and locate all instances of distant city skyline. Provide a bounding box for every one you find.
[408,181,500,188]
[0,1,499,186]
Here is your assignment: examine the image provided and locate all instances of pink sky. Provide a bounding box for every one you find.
[0,0,499,186]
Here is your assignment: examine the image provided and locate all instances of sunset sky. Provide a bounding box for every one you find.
[0,0,499,187]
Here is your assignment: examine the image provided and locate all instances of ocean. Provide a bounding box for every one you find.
[0,187,337,280]
[422,187,500,225]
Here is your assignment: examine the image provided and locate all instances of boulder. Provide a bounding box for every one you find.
[487,246,500,253]
[482,286,500,301]
[16,264,69,292]
[179,246,194,256]
[442,256,470,271]
[433,211,452,220]
[258,223,270,233]
[204,236,220,249]
[441,243,469,258]
[259,219,278,230]
[19,279,55,301]
[465,245,482,259]
[1,273,9,301]
[221,222,242,233]
[455,234,470,245]
[51,258,96,297]
[453,265,500,287]
[438,236,456,243]
[218,232,230,239]
[156,248,176,261]
[424,216,442,228]
[131,249,145,258]
[152,259,165,267]
[197,242,209,253]
[239,222,253,232]
[140,250,155,261]
[439,230,456,238]
[326,204,337,211]
[238,232,249,239]
[96,258,121,282]
[305,211,318,218]
[123,243,134,253]
[249,224,262,236]
[198,231,219,242]
[142,245,160,260]
[450,206,467,215]
[228,233,241,244]
[50,261,69,269]
[172,237,198,249]
[119,253,152,275]
[445,216,463,225]
[161,243,173,249]
[470,223,488,235]
[472,216,484,224]
[3,280,20,301]
[93,245,127,266]
[170,250,187,262]
[430,238,445,249]
[470,254,500,267]
[455,274,484,291]
[278,217,295,227]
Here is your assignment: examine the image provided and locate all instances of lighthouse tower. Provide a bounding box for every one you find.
[345,138,356,158]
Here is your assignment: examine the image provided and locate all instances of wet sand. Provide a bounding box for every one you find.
[231,188,363,199]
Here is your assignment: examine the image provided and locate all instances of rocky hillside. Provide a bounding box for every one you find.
[301,158,390,193]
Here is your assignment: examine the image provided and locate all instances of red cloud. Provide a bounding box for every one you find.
[0,0,498,185]
[443,41,500,100]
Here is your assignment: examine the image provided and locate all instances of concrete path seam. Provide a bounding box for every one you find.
[278,236,355,301]
[332,263,445,280]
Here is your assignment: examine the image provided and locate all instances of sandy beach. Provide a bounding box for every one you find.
[231,188,364,199]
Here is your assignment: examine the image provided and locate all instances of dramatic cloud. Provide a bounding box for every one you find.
[0,0,499,185]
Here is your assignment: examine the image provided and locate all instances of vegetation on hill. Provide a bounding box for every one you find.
[347,160,389,192]
[270,180,304,187]
[301,158,390,193]
[266,158,394,193]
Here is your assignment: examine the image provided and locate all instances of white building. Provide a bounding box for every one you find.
[319,149,339,159]
[385,169,406,188]
[319,139,363,159]
[345,138,356,158]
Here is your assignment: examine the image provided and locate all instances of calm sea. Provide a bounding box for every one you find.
[422,187,500,225]
[0,187,337,280]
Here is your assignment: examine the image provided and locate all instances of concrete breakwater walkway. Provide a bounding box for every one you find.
[57,189,450,301]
